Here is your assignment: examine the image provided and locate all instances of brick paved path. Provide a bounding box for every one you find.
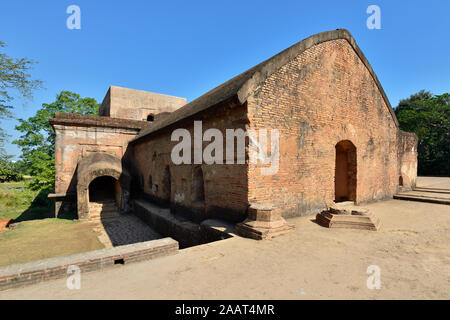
[91,214,161,247]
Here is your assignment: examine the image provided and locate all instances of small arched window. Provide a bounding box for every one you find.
[162,166,171,201]
[147,114,154,122]
[192,166,205,203]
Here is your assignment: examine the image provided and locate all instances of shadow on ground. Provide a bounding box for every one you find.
[96,213,162,247]
[14,189,76,222]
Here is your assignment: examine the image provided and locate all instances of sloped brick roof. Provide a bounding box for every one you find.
[132,29,398,143]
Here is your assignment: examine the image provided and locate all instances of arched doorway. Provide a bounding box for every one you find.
[88,176,121,220]
[76,153,131,220]
[89,176,118,202]
[192,166,205,203]
[335,140,357,202]
[162,166,171,202]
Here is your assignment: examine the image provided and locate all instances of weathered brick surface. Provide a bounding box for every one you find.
[50,30,418,227]
[53,124,139,196]
[50,89,186,219]
[246,39,417,217]
[133,199,234,248]
[131,101,249,223]
[128,34,418,222]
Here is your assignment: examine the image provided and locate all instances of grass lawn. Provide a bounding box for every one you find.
[0,181,48,221]
[0,219,105,266]
[0,181,105,266]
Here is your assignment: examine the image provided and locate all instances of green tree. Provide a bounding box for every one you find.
[14,91,99,191]
[0,153,23,182]
[0,160,23,182]
[0,41,43,153]
[395,90,450,176]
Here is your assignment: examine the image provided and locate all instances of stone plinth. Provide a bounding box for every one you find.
[316,204,380,231]
[235,204,295,240]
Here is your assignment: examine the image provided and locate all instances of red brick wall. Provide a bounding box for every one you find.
[132,102,249,222]
[53,124,140,195]
[247,39,404,217]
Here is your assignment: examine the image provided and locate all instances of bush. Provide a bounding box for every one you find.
[0,165,23,182]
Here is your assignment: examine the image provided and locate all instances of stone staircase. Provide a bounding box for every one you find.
[394,187,450,205]
[89,200,120,222]
[315,201,381,231]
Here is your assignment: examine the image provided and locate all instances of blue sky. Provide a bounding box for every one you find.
[1,0,449,158]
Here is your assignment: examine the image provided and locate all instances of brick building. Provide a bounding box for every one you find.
[50,29,418,239]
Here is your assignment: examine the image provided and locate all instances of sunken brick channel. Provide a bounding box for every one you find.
[132,199,234,249]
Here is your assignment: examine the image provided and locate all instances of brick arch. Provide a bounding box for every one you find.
[335,140,357,203]
[76,153,130,219]
[192,166,205,202]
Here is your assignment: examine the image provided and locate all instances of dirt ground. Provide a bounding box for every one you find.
[0,177,449,299]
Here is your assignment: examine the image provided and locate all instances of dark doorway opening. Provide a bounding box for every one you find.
[89,176,118,202]
[335,140,357,202]
[192,167,205,203]
[88,176,121,221]
[162,166,171,202]
[89,176,121,205]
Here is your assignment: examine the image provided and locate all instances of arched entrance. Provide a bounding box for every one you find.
[162,166,171,202]
[76,153,131,219]
[89,176,118,202]
[335,140,357,202]
[192,166,205,203]
[88,176,122,221]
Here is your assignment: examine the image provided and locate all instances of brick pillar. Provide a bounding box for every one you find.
[235,204,295,240]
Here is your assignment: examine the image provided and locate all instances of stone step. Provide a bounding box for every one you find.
[89,202,117,208]
[394,193,450,205]
[90,200,116,204]
[89,201,121,221]
[90,213,120,219]
[90,207,118,212]
[90,209,120,215]
[89,204,118,209]
[316,206,380,231]
[89,203,117,208]
[90,213,120,221]
[89,208,119,213]
[90,217,120,223]
[414,187,450,194]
